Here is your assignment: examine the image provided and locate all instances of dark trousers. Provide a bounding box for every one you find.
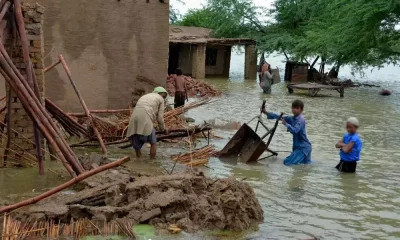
[336,160,357,173]
[174,91,186,109]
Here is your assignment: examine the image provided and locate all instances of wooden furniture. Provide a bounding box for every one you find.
[288,83,345,97]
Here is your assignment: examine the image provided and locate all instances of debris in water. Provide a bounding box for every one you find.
[172,145,219,167]
[380,89,391,96]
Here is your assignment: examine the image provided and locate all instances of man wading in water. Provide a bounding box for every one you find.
[126,87,168,159]
[259,63,273,94]
[173,68,188,108]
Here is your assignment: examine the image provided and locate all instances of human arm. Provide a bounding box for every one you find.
[264,110,291,122]
[157,100,166,132]
[265,71,273,81]
[283,118,303,134]
[184,81,188,102]
[336,139,344,148]
[341,141,355,153]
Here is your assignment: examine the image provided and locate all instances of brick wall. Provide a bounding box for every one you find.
[2,3,44,166]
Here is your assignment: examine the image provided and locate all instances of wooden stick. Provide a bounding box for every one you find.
[0,156,130,214]
[43,60,60,73]
[0,1,10,22]
[15,0,45,174]
[58,55,107,154]
[0,45,85,173]
[14,0,33,89]
[67,109,131,117]
[0,51,79,176]
[0,66,76,176]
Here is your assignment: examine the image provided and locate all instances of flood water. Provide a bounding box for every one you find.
[1,54,400,239]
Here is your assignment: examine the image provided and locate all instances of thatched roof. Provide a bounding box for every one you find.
[169,26,255,45]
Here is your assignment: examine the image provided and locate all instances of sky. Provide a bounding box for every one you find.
[170,0,274,15]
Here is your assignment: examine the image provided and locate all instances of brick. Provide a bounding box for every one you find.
[35,4,45,14]
[25,23,41,30]
[27,34,41,41]
[32,40,41,48]
[29,46,40,52]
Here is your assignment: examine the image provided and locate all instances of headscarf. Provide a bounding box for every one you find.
[153,86,168,95]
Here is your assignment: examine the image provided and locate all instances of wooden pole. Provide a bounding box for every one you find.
[14,0,33,88]
[0,1,10,22]
[0,44,84,172]
[0,46,85,173]
[44,60,60,73]
[310,56,320,69]
[0,66,76,177]
[0,49,82,175]
[14,0,45,174]
[58,55,107,154]
[67,109,131,117]
[0,156,130,214]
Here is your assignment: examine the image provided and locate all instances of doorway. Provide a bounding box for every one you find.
[168,44,180,75]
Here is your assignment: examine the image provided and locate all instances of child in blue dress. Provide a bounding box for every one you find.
[263,100,312,166]
[335,117,363,173]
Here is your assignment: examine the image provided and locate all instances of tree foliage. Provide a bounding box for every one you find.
[178,0,400,69]
[178,0,262,38]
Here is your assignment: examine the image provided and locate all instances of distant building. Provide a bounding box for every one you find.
[169,26,257,79]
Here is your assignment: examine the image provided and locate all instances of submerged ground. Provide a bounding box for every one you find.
[1,55,400,239]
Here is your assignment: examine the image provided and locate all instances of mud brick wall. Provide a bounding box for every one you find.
[19,0,169,111]
[3,3,45,165]
[244,44,257,80]
[191,44,206,79]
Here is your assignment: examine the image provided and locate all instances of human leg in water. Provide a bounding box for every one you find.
[283,149,311,166]
[150,143,157,159]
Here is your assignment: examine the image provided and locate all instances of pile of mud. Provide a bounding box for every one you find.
[14,167,263,233]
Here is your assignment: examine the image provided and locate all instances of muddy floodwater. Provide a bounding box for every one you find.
[1,55,400,239]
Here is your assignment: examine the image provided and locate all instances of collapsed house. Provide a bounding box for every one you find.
[0,0,169,166]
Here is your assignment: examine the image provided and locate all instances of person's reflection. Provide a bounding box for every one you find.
[287,165,312,200]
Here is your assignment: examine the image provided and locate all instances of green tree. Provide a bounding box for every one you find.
[178,0,400,70]
[178,0,263,38]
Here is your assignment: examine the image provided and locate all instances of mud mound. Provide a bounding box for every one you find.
[15,171,263,233]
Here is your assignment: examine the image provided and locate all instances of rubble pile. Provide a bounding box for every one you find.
[167,75,222,97]
[14,162,264,233]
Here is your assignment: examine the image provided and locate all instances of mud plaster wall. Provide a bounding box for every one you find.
[2,3,45,164]
[178,44,192,75]
[18,0,169,112]
[205,45,228,76]
[178,44,230,77]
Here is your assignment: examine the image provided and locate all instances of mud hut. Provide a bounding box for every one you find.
[169,26,257,80]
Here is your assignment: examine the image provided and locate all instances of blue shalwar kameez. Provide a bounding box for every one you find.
[266,112,312,166]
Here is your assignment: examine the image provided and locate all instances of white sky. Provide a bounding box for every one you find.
[170,0,274,14]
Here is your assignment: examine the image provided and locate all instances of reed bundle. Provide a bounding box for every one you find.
[172,145,218,167]
[1,216,136,240]
[45,98,87,137]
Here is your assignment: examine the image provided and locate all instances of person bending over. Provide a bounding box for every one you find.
[126,87,168,159]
